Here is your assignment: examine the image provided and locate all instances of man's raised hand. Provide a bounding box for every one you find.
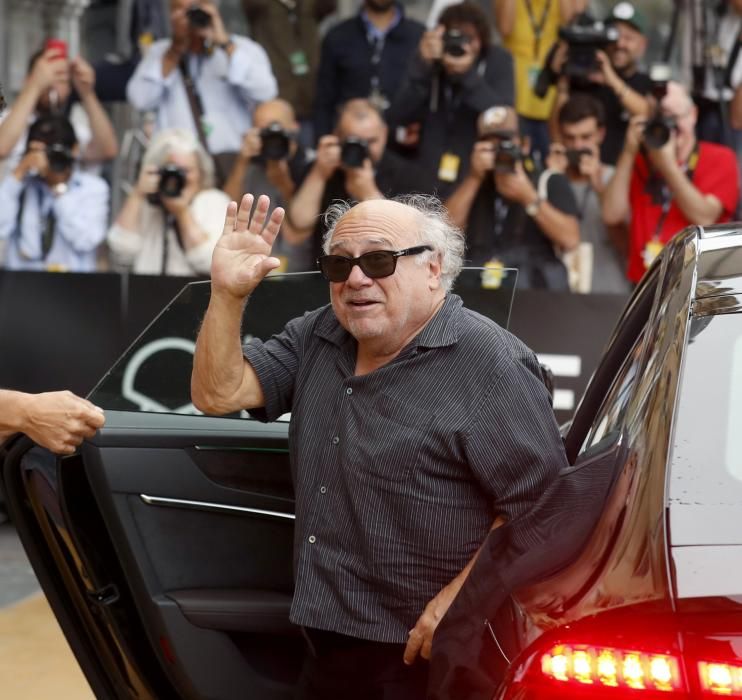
[210,194,284,300]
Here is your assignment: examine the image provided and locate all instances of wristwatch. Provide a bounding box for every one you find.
[525,196,542,218]
[215,39,234,52]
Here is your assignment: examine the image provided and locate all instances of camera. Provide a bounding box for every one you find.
[643,64,675,150]
[534,13,618,98]
[259,122,291,161]
[147,164,187,205]
[566,147,592,170]
[46,144,74,173]
[186,4,212,28]
[341,137,369,168]
[559,14,618,80]
[494,139,522,174]
[442,29,469,58]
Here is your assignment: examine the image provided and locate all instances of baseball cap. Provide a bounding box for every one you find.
[607,2,648,36]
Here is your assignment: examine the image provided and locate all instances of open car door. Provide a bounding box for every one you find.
[0,269,516,700]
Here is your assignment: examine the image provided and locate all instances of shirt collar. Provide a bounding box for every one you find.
[313,293,463,350]
[360,4,402,43]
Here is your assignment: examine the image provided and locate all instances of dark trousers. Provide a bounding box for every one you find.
[295,628,429,700]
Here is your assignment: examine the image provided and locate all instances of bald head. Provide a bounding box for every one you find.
[661,81,694,119]
[253,99,298,131]
[329,199,421,252]
[478,106,519,138]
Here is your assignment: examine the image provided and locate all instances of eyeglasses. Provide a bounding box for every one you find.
[317,245,433,282]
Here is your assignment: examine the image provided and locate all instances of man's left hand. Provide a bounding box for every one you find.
[403,583,460,665]
[646,128,678,175]
[494,160,538,206]
[198,1,230,46]
[70,56,95,99]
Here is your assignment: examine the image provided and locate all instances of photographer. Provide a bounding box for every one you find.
[545,3,652,165]
[547,93,631,293]
[387,1,513,198]
[0,115,108,272]
[0,43,118,177]
[493,0,587,158]
[126,0,277,185]
[602,81,739,284]
[445,106,580,290]
[108,128,230,276]
[286,98,432,265]
[223,99,312,271]
[313,0,424,140]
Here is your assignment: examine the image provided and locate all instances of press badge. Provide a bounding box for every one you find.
[438,152,460,182]
[642,239,664,269]
[481,259,504,290]
[527,63,541,89]
[289,50,309,76]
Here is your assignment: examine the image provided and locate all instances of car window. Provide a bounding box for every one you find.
[578,328,646,458]
[89,268,517,417]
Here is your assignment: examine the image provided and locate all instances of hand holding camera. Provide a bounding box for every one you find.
[14,144,49,181]
[239,128,263,162]
[186,2,230,46]
[495,160,537,206]
[28,45,69,98]
[469,141,496,181]
[70,56,95,99]
[344,155,381,201]
[441,29,477,76]
[419,27,444,64]
[314,135,342,180]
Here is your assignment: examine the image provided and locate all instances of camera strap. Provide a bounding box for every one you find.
[178,58,225,185]
[160,213,187,275]
[523,0,554,58]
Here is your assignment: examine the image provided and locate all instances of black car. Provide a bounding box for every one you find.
[2,224,741,699]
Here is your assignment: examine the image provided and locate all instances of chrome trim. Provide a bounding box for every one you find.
[140,494,295,521]
[485,620,510,664]
[698,225,742,240]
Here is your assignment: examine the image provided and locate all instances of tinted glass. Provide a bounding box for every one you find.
[670,313,742,530]
[578,329,646,457]
[89,269,517,417]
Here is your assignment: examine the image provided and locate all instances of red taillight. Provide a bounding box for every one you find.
[539,644,683,693]
[698,661,742,696]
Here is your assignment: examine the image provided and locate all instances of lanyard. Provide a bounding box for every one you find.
[368,34,386,94]
[272,0,299,29]
[523,0,553,58]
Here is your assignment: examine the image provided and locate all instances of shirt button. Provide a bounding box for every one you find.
[308,535,316,544]
[346,387,353,395]
[332,436,340,445]
[320,486,327,494]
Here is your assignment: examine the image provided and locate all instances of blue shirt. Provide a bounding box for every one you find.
[0,171,109,272]
[126,37,278,154]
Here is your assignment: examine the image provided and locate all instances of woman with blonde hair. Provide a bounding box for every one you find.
[108,128,229,276]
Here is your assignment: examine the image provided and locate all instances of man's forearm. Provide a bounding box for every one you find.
[602,149,635,225]
[533,203,580,250]
[80,92,119,161]
[286,168,325,232]
[444,175,481,229]
[493,0,515,39]
[0,390,28,440]
[192,293,262,414]
[663,161,723,226]
[0,86,40,158]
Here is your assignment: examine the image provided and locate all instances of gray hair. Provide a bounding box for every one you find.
[322,194,465,292]
[141,128,216,189]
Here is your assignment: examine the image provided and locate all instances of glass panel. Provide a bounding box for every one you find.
[89,268,517,416]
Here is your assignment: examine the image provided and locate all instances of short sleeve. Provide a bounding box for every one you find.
[545,171,579,217]
[463,354,567,522]
[243,313,311,422]
[698,143,740,218]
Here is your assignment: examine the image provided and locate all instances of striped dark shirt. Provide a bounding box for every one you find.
[244,294,567,642]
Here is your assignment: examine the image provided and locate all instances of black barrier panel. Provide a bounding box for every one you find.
[0,271,629,424]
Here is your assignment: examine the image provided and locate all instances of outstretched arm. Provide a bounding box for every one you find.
[191,194,284,415]
[0,390,105,455]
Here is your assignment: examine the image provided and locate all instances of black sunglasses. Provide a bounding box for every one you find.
[317,245,433,283]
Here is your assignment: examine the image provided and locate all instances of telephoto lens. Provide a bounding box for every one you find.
[260,123,291,161]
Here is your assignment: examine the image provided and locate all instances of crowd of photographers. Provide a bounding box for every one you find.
[0,0,740,292]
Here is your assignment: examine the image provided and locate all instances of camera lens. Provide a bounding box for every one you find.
[260,124,290,161]
[158,165,187,198]
[341,138,369,168]
[186,5,211,28]
[46,144,73,173]
[443,30,468,58]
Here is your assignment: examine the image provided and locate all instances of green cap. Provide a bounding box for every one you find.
[607,2,648,36]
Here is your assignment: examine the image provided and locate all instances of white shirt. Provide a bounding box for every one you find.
[126,37,278,154]
[703,11,742,101]
[107,188,230,276]
[0,170,109,272]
